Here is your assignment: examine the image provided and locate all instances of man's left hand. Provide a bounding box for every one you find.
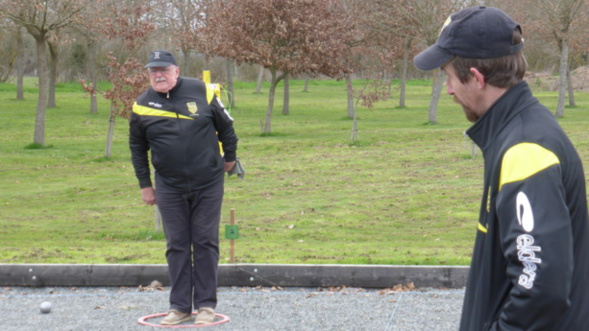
[224,161,236,172]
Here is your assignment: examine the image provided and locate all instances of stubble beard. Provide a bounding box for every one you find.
[455,96,479,123]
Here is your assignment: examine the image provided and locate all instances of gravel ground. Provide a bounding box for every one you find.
[0,286,463,330]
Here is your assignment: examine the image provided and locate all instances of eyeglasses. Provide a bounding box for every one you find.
[148,67,176,74]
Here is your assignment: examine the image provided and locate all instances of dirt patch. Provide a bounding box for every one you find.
[525,65,589,92]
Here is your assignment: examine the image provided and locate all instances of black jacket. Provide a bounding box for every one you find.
[460,81,589,330]
[129,77,238,191]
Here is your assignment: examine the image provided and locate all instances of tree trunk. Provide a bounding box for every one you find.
[87,40,98,114]
[182,46,190,77]
[350,102,359,144]
[264,69,287,134]
[16,27,24,100]
[105,102,116,158]
[346,75,354,118]
[264,70,278,134]
[256,65,264,94]
[226,58,235,108]
[399,37,411,108]
[33,36,49,145]
[282,74,289,115]
[555,40,568,118]
[47,41,58,108]
[567,67,576,107]
[303,76,309,92]
[428,68,444,124]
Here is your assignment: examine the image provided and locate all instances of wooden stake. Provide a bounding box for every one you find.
[230,208,235,264]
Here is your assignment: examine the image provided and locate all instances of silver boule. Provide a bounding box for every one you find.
[40,301,52,314]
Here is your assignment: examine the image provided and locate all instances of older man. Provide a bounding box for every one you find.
[129,50,238,325]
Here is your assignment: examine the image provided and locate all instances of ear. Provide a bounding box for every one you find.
[469,68,486,89]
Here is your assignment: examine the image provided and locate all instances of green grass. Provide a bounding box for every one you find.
[1,78,589,266]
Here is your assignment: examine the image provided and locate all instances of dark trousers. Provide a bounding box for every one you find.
[155,179,224,313]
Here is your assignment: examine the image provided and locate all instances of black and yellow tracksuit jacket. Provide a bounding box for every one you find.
[129,77,238,191]
[459,81,589,330]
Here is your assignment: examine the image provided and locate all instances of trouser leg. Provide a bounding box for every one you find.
[190,180,224,309]
[156,186,193,314]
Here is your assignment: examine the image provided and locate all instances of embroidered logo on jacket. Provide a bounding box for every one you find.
[515,191,542,290]
[187,102,199,117]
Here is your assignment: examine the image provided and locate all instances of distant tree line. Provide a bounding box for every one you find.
[0,0,587,146]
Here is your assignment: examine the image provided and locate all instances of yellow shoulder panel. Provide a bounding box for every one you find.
[132,103,193,120]
[206,84,221,105]
[499,143,559,190]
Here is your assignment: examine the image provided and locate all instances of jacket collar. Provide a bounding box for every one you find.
[152,77,184,98]
[466,81,538,152]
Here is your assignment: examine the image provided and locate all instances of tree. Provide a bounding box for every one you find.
[490,0,588,117]
[0,0,86,146]
[365,0,459,123]
[532,0,585,117]
[0,24,16,83]
[339,0,400,141]
[352,0,415,108]
[73,0,108,114]
[100,2,155,158]
[159,0,213,77]
[0,23,26,99]
[348,76,390,144]
[345,50,395,143]
[205,0,354,134]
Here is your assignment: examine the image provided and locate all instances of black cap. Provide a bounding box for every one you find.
[414,6,523,71]
[144,50,177,68]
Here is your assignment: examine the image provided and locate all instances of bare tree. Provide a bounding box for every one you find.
[367,0,459,123]
[339,0,400,141]
[205,0,354,134]
[158,0,212,77]
[491,0,587,117]
[73,0,108,114]
[352,0,413,108]
[0,0,86,146]
[536,0,585,117]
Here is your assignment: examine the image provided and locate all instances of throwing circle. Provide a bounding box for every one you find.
[138,312,230,328]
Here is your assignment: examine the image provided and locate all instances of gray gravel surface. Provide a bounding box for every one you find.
[0,286,463,330]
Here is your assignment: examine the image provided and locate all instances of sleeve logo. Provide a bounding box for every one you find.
[515,191,542,290]
[516,191,534,232]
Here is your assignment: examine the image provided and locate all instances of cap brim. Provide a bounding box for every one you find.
[413,44,454,71]
[144,61,174,68]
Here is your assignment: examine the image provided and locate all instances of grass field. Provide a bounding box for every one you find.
[1,77,588,266]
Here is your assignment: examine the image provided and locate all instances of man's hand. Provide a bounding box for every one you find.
[141,187,156,205]
[224,161,236,173]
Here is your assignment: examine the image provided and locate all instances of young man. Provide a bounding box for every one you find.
[129,50,238,325]
[414,6,589,330]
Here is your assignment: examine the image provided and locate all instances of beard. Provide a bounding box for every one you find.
[454,96,479,123]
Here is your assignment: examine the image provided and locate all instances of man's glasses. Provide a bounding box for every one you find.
[148,67,176,74]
